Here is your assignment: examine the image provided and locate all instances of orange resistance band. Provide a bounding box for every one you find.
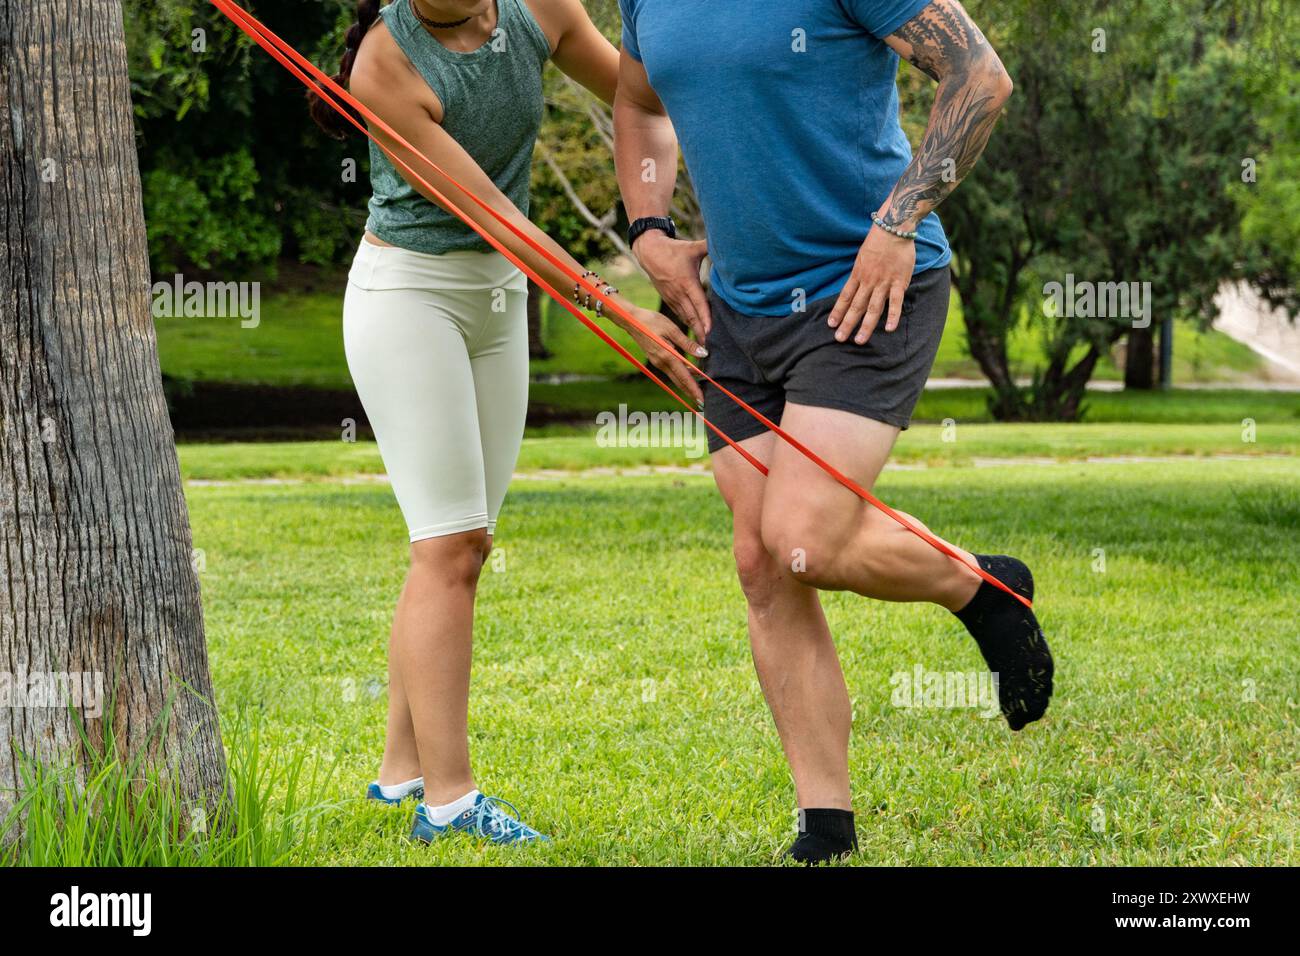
[206,0,1030,609]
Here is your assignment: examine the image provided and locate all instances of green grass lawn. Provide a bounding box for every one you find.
[177,421,1299,481]
[157,288,350,389]
[181,449,1299,865]
[527,378,1300,426]
[912,385,1300,425]
[153,270,1267,390]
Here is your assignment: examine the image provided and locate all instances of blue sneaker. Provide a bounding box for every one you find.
[365,780,424,805]
[409,794,549,845]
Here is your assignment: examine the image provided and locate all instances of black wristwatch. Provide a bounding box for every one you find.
[627,216,677,250]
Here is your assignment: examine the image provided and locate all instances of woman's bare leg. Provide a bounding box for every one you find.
[378,579,421,785]
[380,529,488,803]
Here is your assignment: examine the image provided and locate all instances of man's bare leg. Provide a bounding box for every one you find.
[759,405,982,608]
[712,434,853,812]
[760,404,1053,731]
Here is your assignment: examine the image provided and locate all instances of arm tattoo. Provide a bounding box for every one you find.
[879,0,1005,230]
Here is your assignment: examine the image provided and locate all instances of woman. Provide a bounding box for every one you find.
[310,0,702,844]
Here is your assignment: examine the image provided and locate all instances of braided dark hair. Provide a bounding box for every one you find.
[308,0,381,139]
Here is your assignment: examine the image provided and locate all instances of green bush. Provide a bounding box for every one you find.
[143,150,281,275]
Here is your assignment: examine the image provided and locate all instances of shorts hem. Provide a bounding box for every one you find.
[705,399,912,454]
[409,516,491,542]
[785,396,913,431]
[703,407,777,455]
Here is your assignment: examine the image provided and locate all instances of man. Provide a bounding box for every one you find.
[613,0,1054,863]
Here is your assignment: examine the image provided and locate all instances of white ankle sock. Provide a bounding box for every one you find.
[424,789,481,825]
[376,777,424,800]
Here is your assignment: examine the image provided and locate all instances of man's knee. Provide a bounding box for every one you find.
[760,509,832,582]
[733,533,784,610]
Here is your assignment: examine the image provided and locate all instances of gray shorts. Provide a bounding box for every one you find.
[701,266,950,454]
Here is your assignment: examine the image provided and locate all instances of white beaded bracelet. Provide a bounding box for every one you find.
[871,213,918,241]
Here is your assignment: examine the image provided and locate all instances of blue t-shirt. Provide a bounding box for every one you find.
[620,0,951,316]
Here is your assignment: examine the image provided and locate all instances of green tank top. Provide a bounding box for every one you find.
[364,0,552,255]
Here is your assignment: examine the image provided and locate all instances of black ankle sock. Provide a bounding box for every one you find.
[787,808,857,865]
[955,555,1054,731]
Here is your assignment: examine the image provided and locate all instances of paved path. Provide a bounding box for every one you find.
[1213,283,1300,384]
[184,453,1292,488]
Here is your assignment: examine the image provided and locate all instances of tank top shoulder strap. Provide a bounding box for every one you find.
[378,0,421,46]
[500,0,554,65]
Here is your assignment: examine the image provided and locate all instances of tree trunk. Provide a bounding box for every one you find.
[954,272,1024,420]
[1049,344,1104,421]
[1124,324,1157,390]
[0,0,226,830]
[526,280,550,359]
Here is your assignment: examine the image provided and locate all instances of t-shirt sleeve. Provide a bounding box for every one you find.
[618,0,643,61]
[839,0,937,39]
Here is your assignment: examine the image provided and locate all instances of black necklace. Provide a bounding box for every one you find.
[410,0,471,29]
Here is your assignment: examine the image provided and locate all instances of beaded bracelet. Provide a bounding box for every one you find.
[595,283,618,318]
[871,213,918,241]
[573,272,619,317]
[574,270,601,309]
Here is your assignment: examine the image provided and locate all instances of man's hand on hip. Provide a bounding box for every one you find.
[828,226,917,346]
[633,232,712,341]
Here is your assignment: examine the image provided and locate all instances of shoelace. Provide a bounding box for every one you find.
[474,796,535,840]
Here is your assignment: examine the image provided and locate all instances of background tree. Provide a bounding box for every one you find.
[128,0,366,276]
[0,0,226,826]
[908,0,1299,417]
[1234,52,1300,314]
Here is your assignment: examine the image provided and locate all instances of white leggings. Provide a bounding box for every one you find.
[343,239,529,541]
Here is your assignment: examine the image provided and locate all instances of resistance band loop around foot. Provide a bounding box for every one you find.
[207,0,1029,609]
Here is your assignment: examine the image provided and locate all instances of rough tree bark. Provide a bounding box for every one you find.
[0,0,226,829]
